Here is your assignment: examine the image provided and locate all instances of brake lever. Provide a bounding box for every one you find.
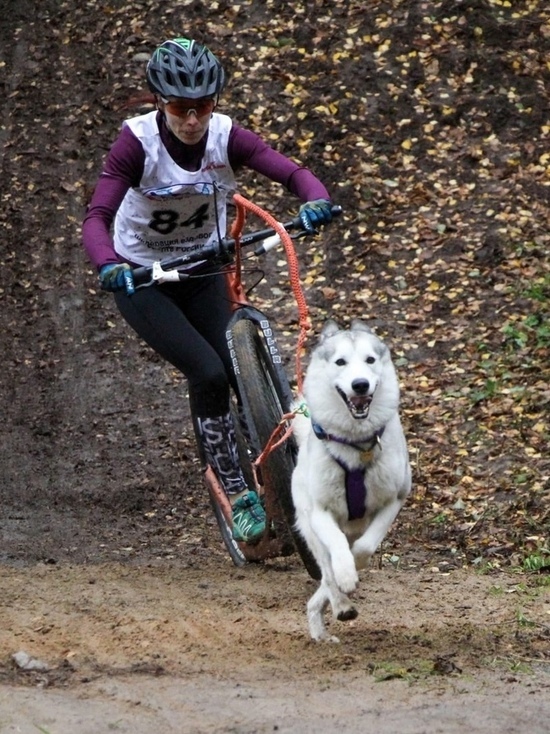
[133,260,188,290]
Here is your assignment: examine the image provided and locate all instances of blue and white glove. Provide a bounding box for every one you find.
[298,199,333,234]
[99,263,135,296]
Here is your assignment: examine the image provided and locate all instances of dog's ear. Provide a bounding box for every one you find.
[319,320,341,342]
[350,319,374,335]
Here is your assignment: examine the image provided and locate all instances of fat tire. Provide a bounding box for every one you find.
[231,318,321,580]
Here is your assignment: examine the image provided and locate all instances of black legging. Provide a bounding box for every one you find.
[114,271,237,418]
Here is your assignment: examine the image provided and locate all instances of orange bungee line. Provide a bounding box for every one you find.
[230,193,312,395]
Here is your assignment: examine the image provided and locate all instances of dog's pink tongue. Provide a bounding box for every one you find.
[350,395,371,410]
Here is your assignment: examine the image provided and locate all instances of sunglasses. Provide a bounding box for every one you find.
[161,98,216,118]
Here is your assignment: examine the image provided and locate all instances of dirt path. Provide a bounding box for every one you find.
[1,669,549,734]
[1,558,549,733]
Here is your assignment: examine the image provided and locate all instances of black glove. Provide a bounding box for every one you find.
[99,263,135,295]
[298,199,332,234]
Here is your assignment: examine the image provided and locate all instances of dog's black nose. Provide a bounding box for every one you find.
[352,378,370,395]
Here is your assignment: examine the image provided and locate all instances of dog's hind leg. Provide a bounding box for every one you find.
[298,525,341,642]
[308,577,358,642]
[307,582,340,643]
[308,561,359,642]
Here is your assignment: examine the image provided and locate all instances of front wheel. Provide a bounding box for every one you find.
[230,317,321,580]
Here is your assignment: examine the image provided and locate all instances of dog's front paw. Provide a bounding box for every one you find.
[332,560,359,594]
[337,607,358,622]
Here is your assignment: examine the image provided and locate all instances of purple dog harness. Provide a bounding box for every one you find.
[311,422,385,521]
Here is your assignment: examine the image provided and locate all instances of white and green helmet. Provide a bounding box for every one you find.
[146,38,225,99]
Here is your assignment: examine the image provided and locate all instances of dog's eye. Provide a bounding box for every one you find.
[366,356,375,364]
[335,358,347,366]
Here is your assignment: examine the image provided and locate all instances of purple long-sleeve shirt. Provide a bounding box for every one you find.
[82,111,330,270]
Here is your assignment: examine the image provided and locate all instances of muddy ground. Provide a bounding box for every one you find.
[0,0,549,732]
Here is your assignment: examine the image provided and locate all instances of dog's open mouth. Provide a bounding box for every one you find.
[337,387,373,419]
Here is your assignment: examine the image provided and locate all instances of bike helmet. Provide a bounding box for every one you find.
[146,37,225,100]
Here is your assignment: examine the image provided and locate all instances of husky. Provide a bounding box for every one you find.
[291,320,411,642]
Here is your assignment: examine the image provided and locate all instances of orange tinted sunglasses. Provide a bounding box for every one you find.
[162,98,216,118]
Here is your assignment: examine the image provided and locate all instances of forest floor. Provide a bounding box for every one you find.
[0,1,548,732]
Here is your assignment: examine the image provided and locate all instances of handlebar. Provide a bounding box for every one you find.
[132,205,342,288]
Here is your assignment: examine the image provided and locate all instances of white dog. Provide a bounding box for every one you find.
[291,320,411,642]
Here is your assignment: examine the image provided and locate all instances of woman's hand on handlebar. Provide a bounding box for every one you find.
[298,199,333,234]
[127,202,343,290]
[99,263,135,296]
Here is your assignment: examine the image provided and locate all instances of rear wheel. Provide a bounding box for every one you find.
[230,318,321,580]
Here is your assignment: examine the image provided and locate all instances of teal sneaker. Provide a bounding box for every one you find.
[232,490,266,543]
